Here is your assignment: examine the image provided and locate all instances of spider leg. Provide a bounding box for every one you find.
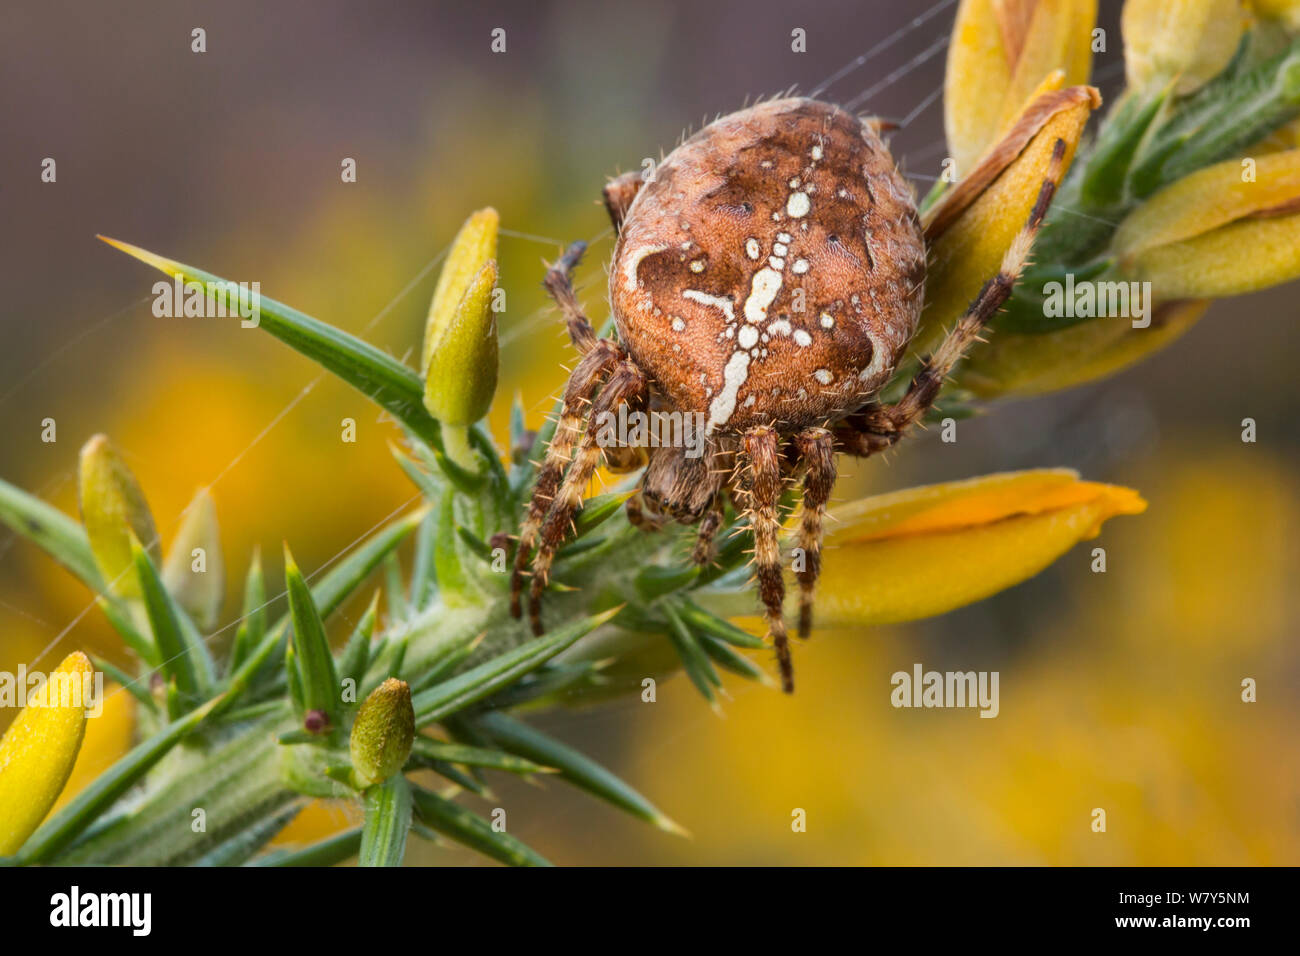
[837,138,1066,459]
[510,339,622,619]
[740,424,794,693]
[625,491,664,531]
[543,241,600,354]
[690,494,724,566]
[793,426,835,641]
[527,359,649,634]
[603,170,644,233]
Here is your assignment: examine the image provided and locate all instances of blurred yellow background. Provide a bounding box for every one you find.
[1,0,1295,864]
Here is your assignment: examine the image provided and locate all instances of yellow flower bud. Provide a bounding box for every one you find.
[1122,0,1246,96]
[813,470,1145,626]
[422,209,501,467]
[78,434,159,599]
[422,259,499,428]
[1114,150,1300,297]
[162,487,224,631]
[921,84,1099,356]
[958,298,1210,396]
[421,207,499,377]
[945,0,1098,174]
[0,652,93,855]
[349,678,415,788]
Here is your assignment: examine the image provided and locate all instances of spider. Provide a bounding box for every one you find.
[511,96,1064,693]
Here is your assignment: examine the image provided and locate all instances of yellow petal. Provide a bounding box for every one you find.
[78,434,159,600]
[1123,0,1245,95]
[0,652,93,855]
[1250,0,1300,30]
[1124,211,1300,297]
[958,298,1210,396]
[162,487,224,631]
[920,85,1099,356]
[814,470,1145,626]
[945,0,1097,173]
[1113,150,1300,255]
[422,207,499,376]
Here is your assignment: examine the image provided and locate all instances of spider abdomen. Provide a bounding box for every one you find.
[609,96,926,435]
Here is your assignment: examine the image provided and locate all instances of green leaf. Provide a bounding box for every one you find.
[472,710,686,836]
[0,475,104,590]
[428,760,489,797]
[95,595,159,666]
[18,697,221,863]
[662,600,720,703]
[249,826,363,867]
[411,607,622,726]
[696,634,771,685]
[571,490,635,539]
[455,525,493,561]
[409,509,438,611]
[132,535,203,706]
[98,236,443,447]
[219,511,422,717]
[409,785,550,867]
[193,804,301,866]
[1078,86,1169,210]
[433,492,473,604]
[635,564,700,600]
[283,545,340,725]
[88,655,156,711]
[359,776,412,867]
[409,632,483,693]
[409,737,554,775]
[484,661,605,710]
[384,552,409,620]
[673,598,767,649]
[229,547,266,672]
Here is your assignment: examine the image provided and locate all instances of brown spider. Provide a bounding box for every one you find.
[511,96,1064,693]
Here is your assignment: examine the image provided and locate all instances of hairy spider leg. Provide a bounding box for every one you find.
[527,360,649,634]
[543,241,600,354]
[740,424,794,693]
[836,138,1065,459]
[793,426,836,641]
[511,339,621,618]
[691,494,725,566]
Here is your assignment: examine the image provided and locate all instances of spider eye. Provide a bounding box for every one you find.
[739,201,753,214]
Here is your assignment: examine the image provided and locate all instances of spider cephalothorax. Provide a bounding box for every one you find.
[512,96,1065,692]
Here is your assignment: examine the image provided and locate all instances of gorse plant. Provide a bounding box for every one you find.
[2,0,1299,866]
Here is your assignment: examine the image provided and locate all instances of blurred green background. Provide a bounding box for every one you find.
[1,0,1296,864]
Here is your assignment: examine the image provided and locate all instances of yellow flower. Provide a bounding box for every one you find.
[78,434,159,599]
[0,652,93,855]
[945,0,1097,174]
[1123,0,1246,96]
[813,470,1145,626]
[1113,150,1300,297]
[920,84,1100,355]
